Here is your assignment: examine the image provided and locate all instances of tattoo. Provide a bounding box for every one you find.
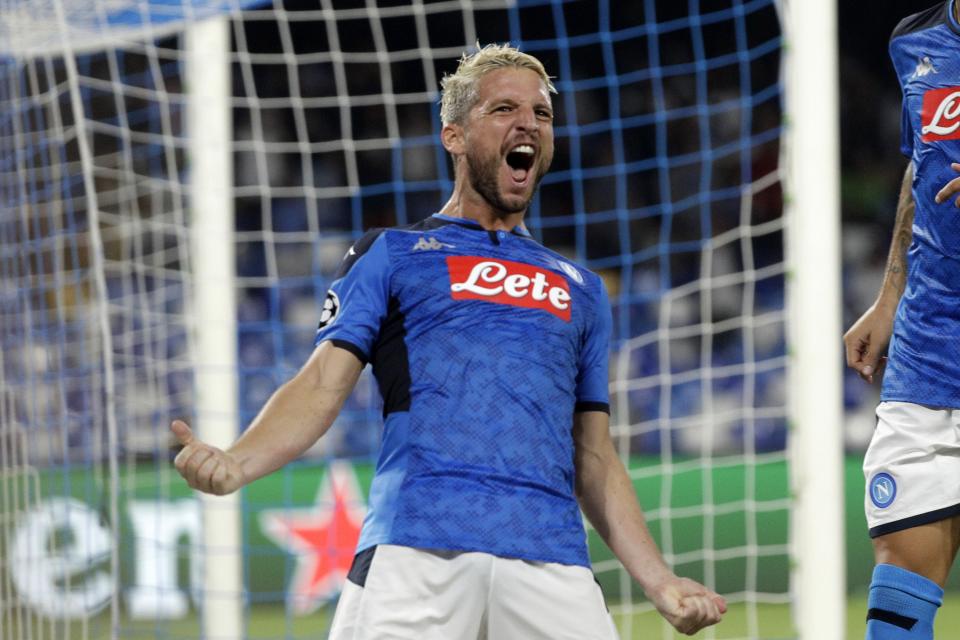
[884,165,914,297]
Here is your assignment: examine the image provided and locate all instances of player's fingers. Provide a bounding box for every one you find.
[843,334,878,381]
[210,462,232,496]
[874,356,888,379]
[681,596,722,634]
[173,443,201,475]
[713,593,728,614]
[675,599,708,635]
[170,419,195,446]
[842,336,860,368]
[181,447,214,484]
[854,341,881,383]
[680,602,706,635]
[193,453,221,493]
[654,594,685,628]
[861,352,890,384]
[935,177,960,203]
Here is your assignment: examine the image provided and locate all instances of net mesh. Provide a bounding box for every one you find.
[0,1,787,638]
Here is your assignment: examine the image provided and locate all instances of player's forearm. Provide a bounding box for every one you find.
[876,163,915,309]
[228,342,362,483]
[574,419,672,592]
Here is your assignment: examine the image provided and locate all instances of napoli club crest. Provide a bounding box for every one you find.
[869,473,897,509]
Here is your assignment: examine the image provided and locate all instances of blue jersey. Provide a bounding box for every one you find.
[884,0,960,407]
[315,213,612,568]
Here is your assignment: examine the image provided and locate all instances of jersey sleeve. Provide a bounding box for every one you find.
[888,38,915,158]
[314,230,390,363]
[575,278,612,413]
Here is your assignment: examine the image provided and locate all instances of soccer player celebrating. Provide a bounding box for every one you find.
[172,44,725,638]
[844,2,960,638]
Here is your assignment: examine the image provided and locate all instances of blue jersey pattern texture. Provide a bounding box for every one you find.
[885,0,960,407]
[315,213,612,568]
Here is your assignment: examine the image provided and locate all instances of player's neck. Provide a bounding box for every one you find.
[438,187,527,232]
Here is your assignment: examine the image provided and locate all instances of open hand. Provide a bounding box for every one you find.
[647,575,726,635]
[171,420,245,495]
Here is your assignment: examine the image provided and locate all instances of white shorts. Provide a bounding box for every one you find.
[328,544,619,640]
[863,401,960,537]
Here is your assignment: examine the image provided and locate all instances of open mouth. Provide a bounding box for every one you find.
[505,144,536,183]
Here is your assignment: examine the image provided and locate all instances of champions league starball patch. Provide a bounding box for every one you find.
[317,290,340,330]
[869,472,897,509]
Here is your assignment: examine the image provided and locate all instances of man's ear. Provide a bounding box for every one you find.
[441,122,465,157]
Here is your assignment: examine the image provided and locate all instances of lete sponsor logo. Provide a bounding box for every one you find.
[921,87,960,142]
[447,256,572,321]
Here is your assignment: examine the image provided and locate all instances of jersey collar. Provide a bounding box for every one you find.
[430,213,532,238]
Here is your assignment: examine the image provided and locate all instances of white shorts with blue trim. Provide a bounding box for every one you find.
[328,544,619,640]
[863,401,960,538]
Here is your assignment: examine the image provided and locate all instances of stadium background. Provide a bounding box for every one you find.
[2,0,958,638]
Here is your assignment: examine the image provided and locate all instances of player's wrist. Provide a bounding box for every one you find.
[637,565,677,598]
[872,294,900,315]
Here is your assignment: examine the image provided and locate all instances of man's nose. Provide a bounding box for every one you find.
[514,105,539,132]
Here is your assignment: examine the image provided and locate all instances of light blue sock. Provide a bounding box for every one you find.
[865,564,943,639]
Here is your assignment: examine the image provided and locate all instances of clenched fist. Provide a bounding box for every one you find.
[647,575,727,636]
[171,420,246,495]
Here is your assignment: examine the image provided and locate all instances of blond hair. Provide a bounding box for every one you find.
[439,43,556,125]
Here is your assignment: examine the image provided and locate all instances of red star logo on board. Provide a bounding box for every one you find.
[259,461,366,614]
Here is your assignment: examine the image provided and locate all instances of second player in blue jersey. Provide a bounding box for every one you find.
[844,2,960,638]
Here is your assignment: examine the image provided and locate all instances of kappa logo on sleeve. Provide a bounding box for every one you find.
[921,87,960,142]
[447,256,572,321]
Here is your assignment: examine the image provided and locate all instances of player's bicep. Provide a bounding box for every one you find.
[301,340,365,404]
[572,410,616,499]
[573,411,612,455]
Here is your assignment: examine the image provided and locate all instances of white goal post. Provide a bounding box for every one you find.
[782,0,846,637]
[185,15,244,640]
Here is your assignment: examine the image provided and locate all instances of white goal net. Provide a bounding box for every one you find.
[0,1,840,639]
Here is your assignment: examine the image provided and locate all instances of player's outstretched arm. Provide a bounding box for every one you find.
[842,162,914,384]
[573,411,726,635]
[171,341,363,495]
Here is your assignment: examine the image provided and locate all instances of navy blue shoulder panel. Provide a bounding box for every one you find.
[891,1,950,41]
[332,216,452,277]
[332,216,452,281]
[401,215,456,232]
[333,228,385,280]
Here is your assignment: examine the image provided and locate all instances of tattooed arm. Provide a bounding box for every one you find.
[843,162,914,384]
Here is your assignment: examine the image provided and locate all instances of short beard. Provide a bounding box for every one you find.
[465,150,539,217]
